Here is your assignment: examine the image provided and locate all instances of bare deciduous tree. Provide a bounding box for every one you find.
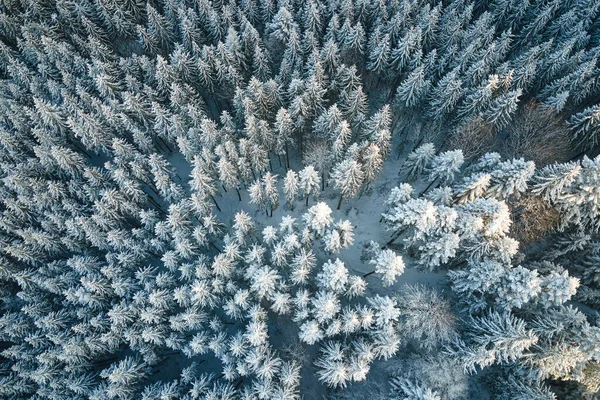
[510,194,561,244]
[504,102,572,166]
[446,117,495,161]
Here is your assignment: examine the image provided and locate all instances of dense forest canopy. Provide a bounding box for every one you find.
[1,0,600,398]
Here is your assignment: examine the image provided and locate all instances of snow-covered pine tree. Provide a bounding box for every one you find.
[567,104,600,149]
[396,285,457,350]
[249,179,266,214]
[488,158,535,200]
[263,172,279,217]
[454,173,491,204]
[190,156,221,212]
[367,29,391,75]
[359,143,384,187]
[330,157,365,210]
[390,377,441,400]
[531,161,581,202]
[447,310,538,374]
[303,202,334,237]
[299,165,321,206]
[274,108,294,169]
[366,249,405,286]
[403,143,436,181]
[284,169,299,210]
[395,66,431,109]
[216,146,242,201]
[483,88,522,129]
[427,149,465,189]
[427,69,463,121]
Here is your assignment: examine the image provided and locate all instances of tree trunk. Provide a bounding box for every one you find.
[420,177,438,197]
[383,229,403,249]
[305,195,309,206]
[93,357,119,367]
[337,193,343,210]
[397,137,408,160]
[412,136,424,152]
[222,185,228,192]
[236,187,242,201]
[146,181,161,197]
[209,242,222,253]
[321,172,325,191]
[447,259,468,270]
[147,196,165,214]
[359,184,368,198]
[73,142,92,158]
[210,195,222,212]
[387,82,398,103]
[570,150,586,161]
[160,351,183,357]
[285,144,290,169]
[363,270,376,278]
[158,136,173,153]
[463,159,474,171]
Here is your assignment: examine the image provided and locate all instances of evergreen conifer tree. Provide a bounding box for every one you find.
[299,165,321,206]
[330,158,365,210]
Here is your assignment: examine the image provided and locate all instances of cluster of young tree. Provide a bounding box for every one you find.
[0,0,599,398]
